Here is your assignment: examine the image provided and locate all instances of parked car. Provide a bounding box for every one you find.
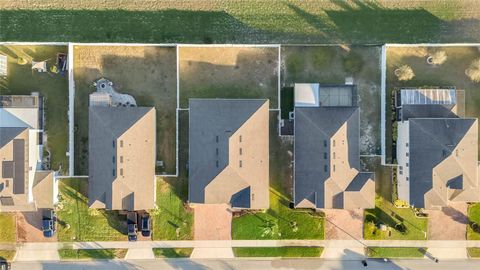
[140,214,151,237]
[127,211,138,242]
[42,209,56,238]
[0,260,10,270]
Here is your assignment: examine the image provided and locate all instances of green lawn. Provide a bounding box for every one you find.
[153,248,193,258]
[58,249,127,260]
[366,247,426,258]
[0,250,16,261]
[468,203,480,240]
[0,45,69,173]
[467,248,480,258]
[0,213,16,243]
[232,112,324,240]
[152,178,193,240]
[56,178,127,241]
[233,247,323,258]
[364,197,427,240]
[1,1,480,43]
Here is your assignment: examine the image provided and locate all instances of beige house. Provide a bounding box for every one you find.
[294,84,375,210]
[396,88,480,209]
[188,99,269,209]
[0,94,56,212]
[88,106,156,211]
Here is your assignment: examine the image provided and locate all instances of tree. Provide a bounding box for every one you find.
[427,50,447,65]
[394,65,415,81]
[466,58,480,83]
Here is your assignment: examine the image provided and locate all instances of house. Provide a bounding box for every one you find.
[0,94,56,212]
[396,88,480,209]
[294,84,375,210]
[188,99,269,209]
[88,105,156,211]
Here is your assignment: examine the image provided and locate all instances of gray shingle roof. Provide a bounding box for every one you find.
[408,118,476,208]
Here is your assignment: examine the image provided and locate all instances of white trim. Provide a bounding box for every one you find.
[386,43,480,47]
[277,45,281,111]
[0,42,68,45]
[69,43,175,47]
[178,44,280,48]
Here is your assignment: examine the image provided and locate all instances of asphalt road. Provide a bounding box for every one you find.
[10,259,480,270]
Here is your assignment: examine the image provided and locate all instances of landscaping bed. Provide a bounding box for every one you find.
[0,45,69,173]
[56,178,127,241]
[233,247,323,258]
[153,248,193,258]
[73,45,177,175]
[58,249,127,260]
[179,46,279,109]
[366,247,426,258]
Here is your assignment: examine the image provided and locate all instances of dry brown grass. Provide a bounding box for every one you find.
[73,45,177,175]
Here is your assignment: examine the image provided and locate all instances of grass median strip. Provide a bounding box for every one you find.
[467,248,480,258]
[0,250,16,261]
[153,248,193,258]
[58,249,128,260]
[233,247,323,258]
[366,247,427,258]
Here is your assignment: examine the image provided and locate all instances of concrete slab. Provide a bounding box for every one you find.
[321,247,365,260]
[428,248,468,260]
[191,248,234,259]
[15,249,59,261]
[125,248,155,260]
[426,202,468,240]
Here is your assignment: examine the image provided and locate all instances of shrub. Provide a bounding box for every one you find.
[343,51,364,75]
[466,58,480,83]
[394,65,415,81]
[427,50,447,65]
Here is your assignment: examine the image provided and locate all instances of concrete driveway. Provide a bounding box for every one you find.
[194,204,232,240]
[426,202,468,240]
[16,211,57,242]
[324,209,364,240]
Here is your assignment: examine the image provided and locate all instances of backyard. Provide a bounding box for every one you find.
[282,45,381,155]
[73,45,177,175]
[468,203,480,240]
[179,46,279,109]
[0,45,69,173]
[385,46,480,162]
[364,196,428,240]
[232,112,324,240]
[56,178,127,241]
[1,1,480,43]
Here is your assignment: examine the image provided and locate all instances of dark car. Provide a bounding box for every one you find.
[0,260,10,270]
[140,214,151,237]
[127,211,138,242]
[42,209,56,238]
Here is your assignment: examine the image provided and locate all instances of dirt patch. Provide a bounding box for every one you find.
[16,211,57,242]
[194,204,232,240]
[73,45,177,175]
[426,202,468,240]
[179,46,279,108]
[324,209,364,240]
